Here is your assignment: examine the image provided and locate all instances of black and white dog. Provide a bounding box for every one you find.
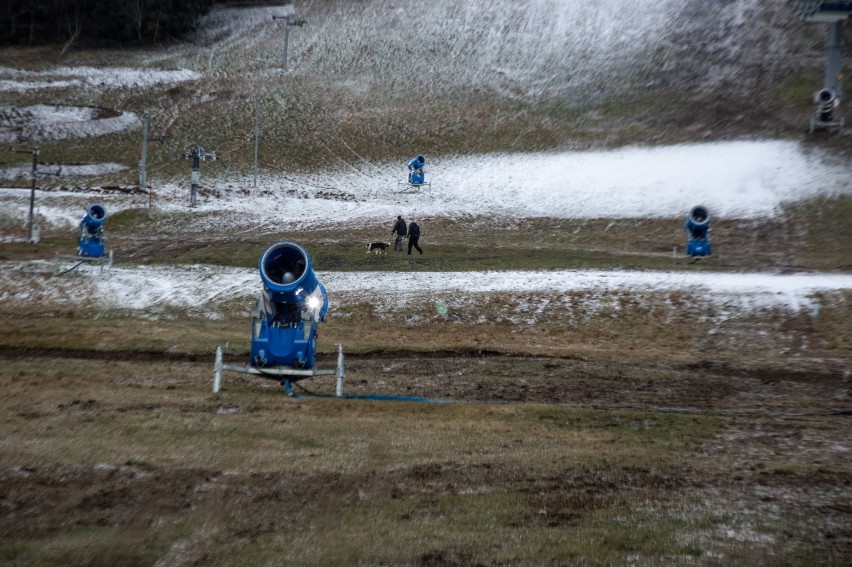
[367,241,391,254]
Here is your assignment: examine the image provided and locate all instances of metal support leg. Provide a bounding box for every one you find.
[335,343,345,398]
[213,346,223,393]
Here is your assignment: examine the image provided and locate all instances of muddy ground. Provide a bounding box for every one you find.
[1,349,849,565]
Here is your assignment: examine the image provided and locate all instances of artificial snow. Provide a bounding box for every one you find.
[0,67,200,91]
[3,263,848,317]
[2,140,849,229]
[0,163,127,180]
[0,105,140,143]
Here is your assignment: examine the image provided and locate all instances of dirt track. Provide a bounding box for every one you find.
[1,350,850,564]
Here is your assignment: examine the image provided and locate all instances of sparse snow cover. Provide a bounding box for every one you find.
[0,105,140,143]
[1,140,849,229]
[0,163,127,180]
[0,67,200,91]
[3,263,849,318]
[153,140,850,226]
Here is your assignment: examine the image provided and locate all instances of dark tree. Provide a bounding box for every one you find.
[0,0,215,46]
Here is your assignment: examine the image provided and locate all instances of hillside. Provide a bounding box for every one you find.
[0,0,849,184]
[1,2,852,565]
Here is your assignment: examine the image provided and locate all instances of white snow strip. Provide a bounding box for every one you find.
[0,105,140,143]
[0,163,127,179]
[1,140,849,227]
[0,67,200,90]
[153,140,851,224]
[13,264,846,314]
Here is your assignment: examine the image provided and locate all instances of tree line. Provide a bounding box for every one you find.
[0,0,226,47]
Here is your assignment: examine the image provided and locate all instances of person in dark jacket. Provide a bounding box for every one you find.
[407,219,422,255]
[391,215,407,252]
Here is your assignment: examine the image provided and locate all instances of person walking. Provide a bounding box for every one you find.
[391,215,407,252]
[407,219,422,255]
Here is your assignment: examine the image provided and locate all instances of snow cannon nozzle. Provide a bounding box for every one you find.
[684,205,712,257]
[814,88,839,121]
[77,204,108,258]
[408,155,426,170]
[406,155,427,185]
[259,240,328,319]
[81,204,107,234]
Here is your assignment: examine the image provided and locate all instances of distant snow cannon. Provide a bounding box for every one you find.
[685,205,712,257]
[815,88,839,122]
[78,204,107,258]
[408,154,426,184]
[212,240,343,397]
[397,154,431,192]
[793,1,851,133]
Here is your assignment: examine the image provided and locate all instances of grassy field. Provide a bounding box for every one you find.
[1,352,849,566]
[1,199,850,564]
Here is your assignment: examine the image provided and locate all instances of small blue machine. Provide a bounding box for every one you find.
[408,154,426,185]
[213,240,343,396]
[685,205,712,257]
[77,204,107,258]
[398,154,431,192]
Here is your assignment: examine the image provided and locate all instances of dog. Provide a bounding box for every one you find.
[367,241,391,254]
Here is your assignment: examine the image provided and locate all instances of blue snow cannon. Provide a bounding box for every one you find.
[407,154,426,184]
[250,241,329,370]
[685,205,711,257]
[77,204,107,258]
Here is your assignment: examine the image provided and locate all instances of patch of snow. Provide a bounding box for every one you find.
[1,140,849,228]
[0,189,145,229]
[0,105,140,143]
[0,67,200,91]
[0,163,127,180]
[153,140,851,225]
[2,263,848,319]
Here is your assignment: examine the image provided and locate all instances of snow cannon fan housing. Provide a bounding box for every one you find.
[77,204,107,258]
[250,241,329,370]
[685,205,711,257]
[815,88,838,121]
[407,154,426,184]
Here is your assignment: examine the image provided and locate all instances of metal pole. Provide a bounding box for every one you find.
[191,153,200,207]
[140,115,149,190]
[335,343,345,398]
[27,147,38,243]
[283,15,290,72]
[254,88,259,188]
[825,20,844,96]
[213,346,223,393]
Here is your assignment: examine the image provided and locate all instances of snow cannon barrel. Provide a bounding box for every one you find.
[80,204,107,235]
[259,241,329,318]
[408,155,426,170]
[814,88,838,121]
[251,241,329,370]
[685,205,711,257]
[77,204,107,258]
[407,155,426,184]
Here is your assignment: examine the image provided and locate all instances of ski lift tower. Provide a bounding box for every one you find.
[183,145,216,207]
[10,146,61,244]
[792,1,852,133]
[272,12,306,72]
[139,115,167,208]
